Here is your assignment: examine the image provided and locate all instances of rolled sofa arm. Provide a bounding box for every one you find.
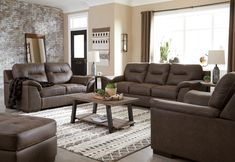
[111,75,125,83]
[23,80,42,91]
[150,98,220,118]
[176,80,204,101]
[69,75,94,86]
[177,80,202,90]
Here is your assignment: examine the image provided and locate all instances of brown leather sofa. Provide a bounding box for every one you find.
[0,113,57,162]
[101,63,206,107]
[4,63,94,112]
[151,72,235,162]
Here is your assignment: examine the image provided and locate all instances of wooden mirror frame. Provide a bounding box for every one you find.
[25,33,46,63]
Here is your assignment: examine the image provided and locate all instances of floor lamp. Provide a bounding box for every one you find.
[88,51,100,76]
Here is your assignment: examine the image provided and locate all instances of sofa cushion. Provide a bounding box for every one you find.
[12,63,48,82]
[144,63,170,85]
[166,64,203,85]
[45,63,73,84]
[60,84,87,94]
[129,83,156,96]
[0,113,56,151]
[40,85,66,97]
[209,72,235,109]
[124,63,149,83]
[151,85,178,99]
[117,81,136,93]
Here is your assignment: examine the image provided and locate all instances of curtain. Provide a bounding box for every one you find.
[228,0,235,72]
[141,11,154,62]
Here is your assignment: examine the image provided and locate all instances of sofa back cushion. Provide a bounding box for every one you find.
[124,63,149,83]
[12,63,48,82]
[144,63,170,85]
[209,72,235,109]
[45,63,73,84]
[166,64,203,85]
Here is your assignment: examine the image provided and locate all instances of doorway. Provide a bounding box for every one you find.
[71,30,87,75]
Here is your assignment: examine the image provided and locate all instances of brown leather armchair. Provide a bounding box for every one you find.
[151,72,235,162]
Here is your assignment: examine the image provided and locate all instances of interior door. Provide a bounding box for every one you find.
[71,30,87,75]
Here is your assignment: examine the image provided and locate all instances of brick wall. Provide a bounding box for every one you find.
[0,0,64,88]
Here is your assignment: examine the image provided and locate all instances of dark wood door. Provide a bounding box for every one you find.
[71,30,87,75]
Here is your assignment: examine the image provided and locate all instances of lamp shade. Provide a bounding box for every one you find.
[88,51,100,62]
[207,50,225,65]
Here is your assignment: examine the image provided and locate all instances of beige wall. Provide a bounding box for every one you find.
[64,0,228,75]
[131,0,229,62]
[114,4,132,75]
[88,4,115,76]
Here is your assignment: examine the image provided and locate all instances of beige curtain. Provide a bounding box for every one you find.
[141,11,154,62]
[228,0,235,72]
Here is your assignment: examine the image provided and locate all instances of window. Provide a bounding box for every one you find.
[69,13,88,30]
[153,4,229,70]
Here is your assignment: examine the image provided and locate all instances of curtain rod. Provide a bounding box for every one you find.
[152,1,230,13]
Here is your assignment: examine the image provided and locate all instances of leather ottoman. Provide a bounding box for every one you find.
[0,113,57,162]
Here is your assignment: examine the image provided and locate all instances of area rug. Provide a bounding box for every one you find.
[23,103,150,162]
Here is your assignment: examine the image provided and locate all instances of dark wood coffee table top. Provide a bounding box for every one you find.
[70,93,139,106]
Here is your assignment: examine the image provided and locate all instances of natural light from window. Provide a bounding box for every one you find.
[153,4,229,70]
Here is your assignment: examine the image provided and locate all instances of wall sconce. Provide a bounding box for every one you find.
[122,33,128,52]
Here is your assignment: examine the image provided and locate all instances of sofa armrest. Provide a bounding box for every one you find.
[69,75,94,86]
[3,70,13,84]
[111,75,125,83]
[150,98,220,118]
[184,90,212,106]
[23,80,42,91]
[177,80,202,90]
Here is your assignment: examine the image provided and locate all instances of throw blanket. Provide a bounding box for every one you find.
[8,77,54,109]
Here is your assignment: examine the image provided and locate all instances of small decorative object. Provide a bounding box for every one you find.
[105,83,117,96]
[95,88,123,101]
[88,51,100,76]
[169,57,179,64]
[122,33,128,52]
[207,50,225,84]
[160,41,170,63]
[203,75,211,83]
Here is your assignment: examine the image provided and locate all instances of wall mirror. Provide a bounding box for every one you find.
[25,33,46,63]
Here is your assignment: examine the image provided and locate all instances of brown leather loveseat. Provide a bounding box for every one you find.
[102,63,206,107]
[4,63,94,112]
[151,72,235,162]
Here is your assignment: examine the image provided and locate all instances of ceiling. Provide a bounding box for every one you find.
[18,0,172,13]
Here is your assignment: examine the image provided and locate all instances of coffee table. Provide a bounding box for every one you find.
[70,93,139,133]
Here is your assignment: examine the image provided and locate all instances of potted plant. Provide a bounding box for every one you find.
[105,82,117,96]
[160,41,170,63]
[203,75,211,83]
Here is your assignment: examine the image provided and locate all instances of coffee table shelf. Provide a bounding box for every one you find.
[76,113,135,129]
[70,93,139,133]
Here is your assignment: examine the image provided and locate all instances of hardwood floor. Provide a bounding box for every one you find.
[0,89,189,162]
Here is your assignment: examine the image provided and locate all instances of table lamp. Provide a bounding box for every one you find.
[88,51,100,76]
[207,50,225,84]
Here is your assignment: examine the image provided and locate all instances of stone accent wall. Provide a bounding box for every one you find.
[0,0,64,87]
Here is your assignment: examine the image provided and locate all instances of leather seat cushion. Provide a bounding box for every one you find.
[129,83,156,96]
[60,84,87,94]
[40,85,66,97]
[0,113,56,151]
[117,81,136,93]
[151,85,178,99]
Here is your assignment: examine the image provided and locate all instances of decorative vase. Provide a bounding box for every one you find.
[105,88,117,96]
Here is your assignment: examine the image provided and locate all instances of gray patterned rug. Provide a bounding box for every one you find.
[23,103,150,162]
